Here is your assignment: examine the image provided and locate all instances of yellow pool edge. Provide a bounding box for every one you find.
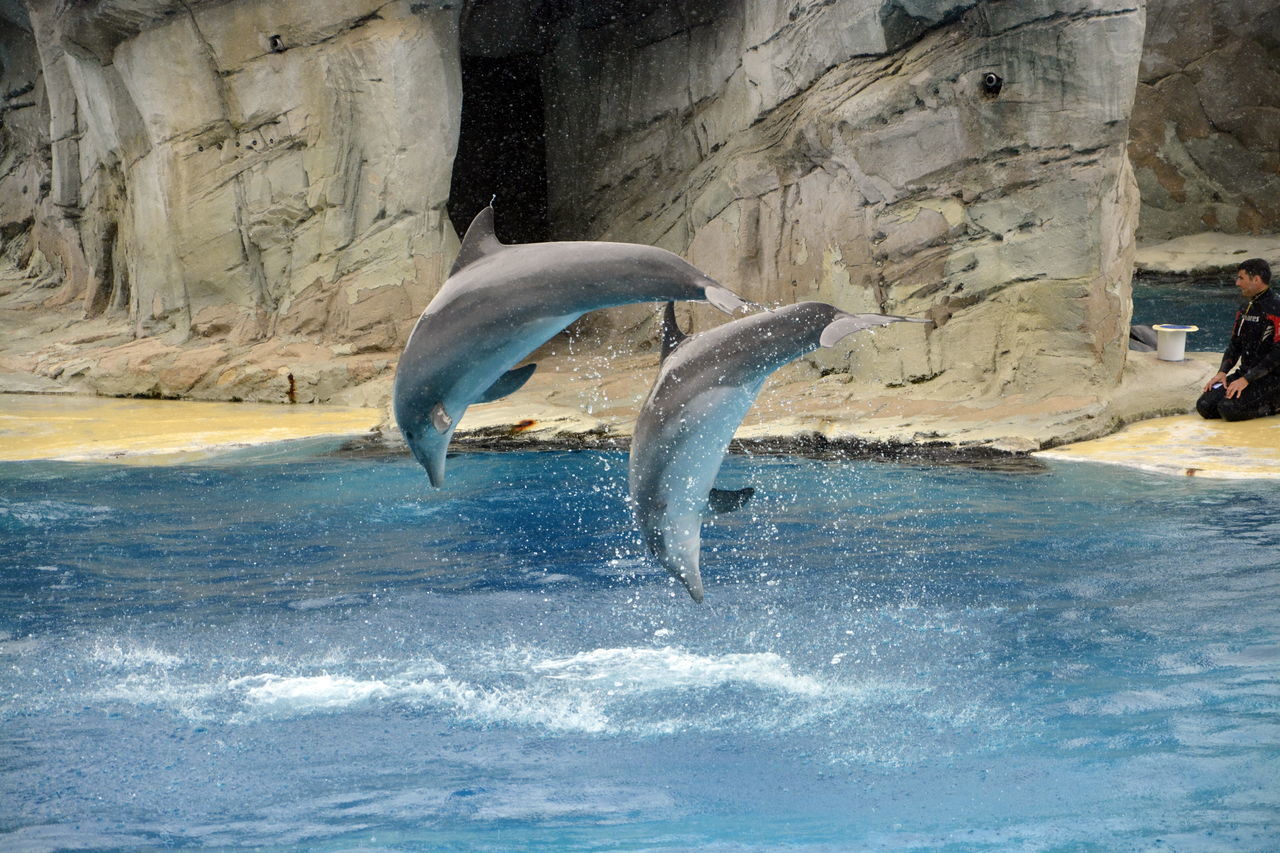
[1034,413,1280,480]
[0,394,384,464]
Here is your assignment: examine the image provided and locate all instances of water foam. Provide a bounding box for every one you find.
[533,646,825,696]
[0,499,111,526]
[219,664,609,732]
[235,673,397,712]
[90,639,185,669]
[56,634,938,747]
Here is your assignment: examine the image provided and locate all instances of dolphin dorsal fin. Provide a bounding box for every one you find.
[660,302,687,362]
[450,205,506,276]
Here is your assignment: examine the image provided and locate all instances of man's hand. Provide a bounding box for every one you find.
[1204,371,1228,392]
[1226,376,1250,399]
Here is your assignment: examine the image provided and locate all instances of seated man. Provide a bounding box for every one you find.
[1197,258,1280,421]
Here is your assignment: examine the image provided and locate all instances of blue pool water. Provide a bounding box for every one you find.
[2,448,1278,850]
[1131,273,1237,354]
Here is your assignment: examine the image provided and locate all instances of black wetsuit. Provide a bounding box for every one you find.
[1196,286,1280,421]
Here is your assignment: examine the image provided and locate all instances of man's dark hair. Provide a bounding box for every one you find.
[1239,257,1272,284]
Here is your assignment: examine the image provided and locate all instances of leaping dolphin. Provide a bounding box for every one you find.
[629,301,929,602]
[394,206,746,486]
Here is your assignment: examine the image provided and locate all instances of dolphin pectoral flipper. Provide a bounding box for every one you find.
[819,313,931,348]
[430,402,453,432]
[708,487,754,514]
[477,363,537,403]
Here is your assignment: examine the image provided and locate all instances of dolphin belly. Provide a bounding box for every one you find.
[450,312,580,410]
[394,309,581,486]
[630,384,758,600]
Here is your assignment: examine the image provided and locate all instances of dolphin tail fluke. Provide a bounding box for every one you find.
[704,284,747,315]
[660,302,687,361]
[669,549,706,602]
[477,362,537,403]
[819,313,931,348]
[708,486,754,514]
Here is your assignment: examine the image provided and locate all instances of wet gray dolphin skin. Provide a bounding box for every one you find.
[394,206,745,486]
[629,301,928,602]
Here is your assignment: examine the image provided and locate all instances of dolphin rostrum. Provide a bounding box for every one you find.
[394,206,746,486]
[629,301,929,602]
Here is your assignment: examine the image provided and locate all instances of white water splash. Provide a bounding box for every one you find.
[0,499,111,526]
[533,646,826,695]
[90,640,185,669]
[47,630,966,756]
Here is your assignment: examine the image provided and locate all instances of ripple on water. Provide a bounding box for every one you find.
[1,451,1277,848]
[0,499,112,527]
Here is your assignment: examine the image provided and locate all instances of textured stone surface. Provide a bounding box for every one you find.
[4,0,461,403]
[119,1,454,340]
[1129,0,1280,239]
[0,0,1230,455]
[543,0,1146,418]
[1135,233,1280,276]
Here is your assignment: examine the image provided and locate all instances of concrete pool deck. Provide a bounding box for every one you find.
[0,395,383,464]
[1034,413,1280,479]
[3,391,1279,480]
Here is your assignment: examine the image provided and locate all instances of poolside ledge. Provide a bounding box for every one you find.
[0,395,382,464]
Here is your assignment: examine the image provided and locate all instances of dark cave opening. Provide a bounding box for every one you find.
[447,54,550,246]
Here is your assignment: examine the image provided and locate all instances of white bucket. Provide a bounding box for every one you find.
[1152,324,1198,362]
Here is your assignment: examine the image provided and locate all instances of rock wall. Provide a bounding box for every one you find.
[1129,0,1280,240]
[0,0,67,294]
[2,0,461,401]
[1,0,1157,437]
[544,0,1146,404]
